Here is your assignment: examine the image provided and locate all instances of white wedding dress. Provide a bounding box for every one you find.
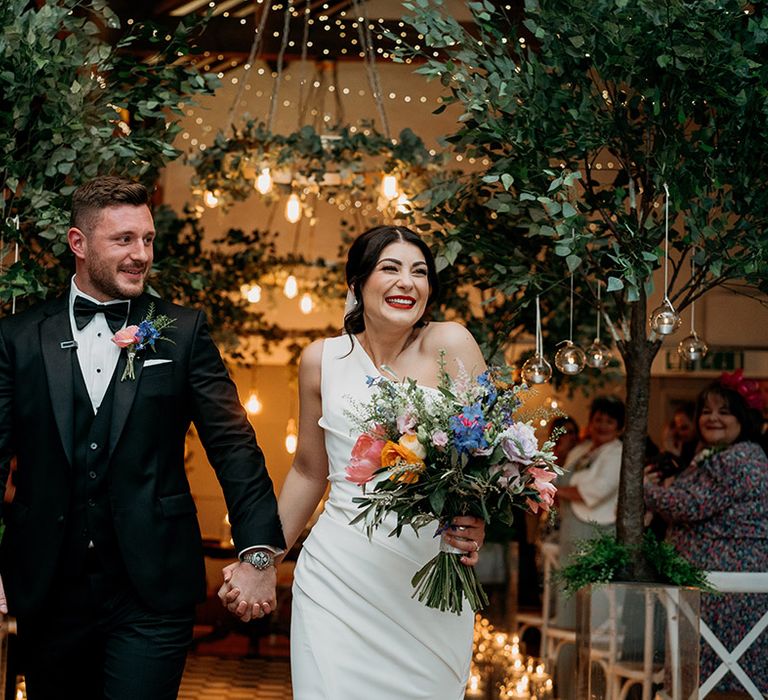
[290,335,474,699]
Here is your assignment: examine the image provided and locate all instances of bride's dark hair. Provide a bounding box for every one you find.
[343,225,440,338]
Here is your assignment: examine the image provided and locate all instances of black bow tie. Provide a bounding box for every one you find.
[73,296,130,334]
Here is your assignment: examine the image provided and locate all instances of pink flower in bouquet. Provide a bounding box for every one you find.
[431,430,448,448]
[111,325,140,348]
[345,434,386,485]
[490,462,521,489]
[396,411,418,435]
[525,466,557,513]
[499,423,539,465]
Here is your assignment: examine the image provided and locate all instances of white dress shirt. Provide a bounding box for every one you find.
[565,438,623,525]
[68,277,129,413]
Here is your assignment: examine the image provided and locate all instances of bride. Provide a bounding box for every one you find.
[228,225,487,699]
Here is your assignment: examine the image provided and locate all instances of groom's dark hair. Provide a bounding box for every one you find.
[70,176,150,233]
[343,225,440,338]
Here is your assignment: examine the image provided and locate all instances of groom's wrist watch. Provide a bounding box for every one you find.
[240,549,275,570]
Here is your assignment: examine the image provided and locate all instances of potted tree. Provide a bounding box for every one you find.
[394,0,768,696]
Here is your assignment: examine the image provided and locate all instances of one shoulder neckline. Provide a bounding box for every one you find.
[349,335,442,392]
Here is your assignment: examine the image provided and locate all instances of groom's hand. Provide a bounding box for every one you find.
[217,562,276,623]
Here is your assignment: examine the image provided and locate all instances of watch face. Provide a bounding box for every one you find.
[249,551,273,569]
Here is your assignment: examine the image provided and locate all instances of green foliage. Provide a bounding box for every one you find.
[397,0,768,574]
[397,0,768,339]
[0,0,218,304]
[189,120,444,216]
[150,207,341,361]
[559,531,714,594]
[559,532,631,594]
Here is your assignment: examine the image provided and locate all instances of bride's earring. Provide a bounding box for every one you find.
[344,289,358,315]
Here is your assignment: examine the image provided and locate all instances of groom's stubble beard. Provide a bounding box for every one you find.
[84,248,149,300]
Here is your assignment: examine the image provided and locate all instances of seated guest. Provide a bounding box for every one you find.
[554,396,625,628]
[645,372,768,694]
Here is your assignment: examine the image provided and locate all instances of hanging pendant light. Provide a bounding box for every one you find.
[677,253,708,362]
[299,292,314,314]
[381,174,399,201]
[245,391,263,415]
[554,241,586,375]
[285,418,298,454]
[283,274,299,299]
[650,183,682,335]
[521,295,553,385]
[203,189,219,208]
[585,281,612,369]
[255,167,273,195]
[285,192,302,223]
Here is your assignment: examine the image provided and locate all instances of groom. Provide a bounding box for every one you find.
[0,176,285,699]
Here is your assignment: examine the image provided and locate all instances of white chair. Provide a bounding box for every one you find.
[696,571,768,700]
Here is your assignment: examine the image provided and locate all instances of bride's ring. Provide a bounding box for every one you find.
[472,540,480,552]
[454,525,467,532]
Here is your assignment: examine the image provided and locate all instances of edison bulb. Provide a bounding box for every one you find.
[285,192,302,223]
[381,174,399,200]
[585,339,612,369]
[555,341,586,375]
[285,418,298,454]
[255,167,272,194]
[283,274,298,299]
[299,292,314,314]
[203,189,219,208]
[246,284,262,303]
[677,334,708,362]
[521,354,552,385]
[245,391,263,415]
[650,301,681,335]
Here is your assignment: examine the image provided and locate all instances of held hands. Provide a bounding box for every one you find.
[442,516,486,567]
[217,562,276,622]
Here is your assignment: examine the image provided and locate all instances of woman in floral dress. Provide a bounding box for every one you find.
[644,372,768,693]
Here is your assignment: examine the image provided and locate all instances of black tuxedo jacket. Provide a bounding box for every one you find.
[0,293,285,616]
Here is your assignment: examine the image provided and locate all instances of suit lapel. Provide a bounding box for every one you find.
[40,297,76,467]
[109,294,152,458]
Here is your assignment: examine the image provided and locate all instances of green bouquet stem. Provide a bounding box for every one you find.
[411,550,489,614]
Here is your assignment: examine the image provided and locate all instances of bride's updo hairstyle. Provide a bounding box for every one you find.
[343,225,440,337]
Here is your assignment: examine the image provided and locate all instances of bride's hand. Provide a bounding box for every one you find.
[443,516,485,567]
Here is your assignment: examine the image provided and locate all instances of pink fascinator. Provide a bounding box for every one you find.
[719,369,765,411]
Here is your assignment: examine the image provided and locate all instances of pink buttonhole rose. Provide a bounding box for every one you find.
[111,325,140,348]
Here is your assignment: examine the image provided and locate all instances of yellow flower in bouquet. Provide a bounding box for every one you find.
[382,437,426,484]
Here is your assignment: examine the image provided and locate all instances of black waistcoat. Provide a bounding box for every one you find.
[58,358,124,578]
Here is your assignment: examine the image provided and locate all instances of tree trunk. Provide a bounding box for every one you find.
[616,291,660,581]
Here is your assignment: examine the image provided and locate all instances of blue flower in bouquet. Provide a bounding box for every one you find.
[476,371,497,403]
[450,403,489,454]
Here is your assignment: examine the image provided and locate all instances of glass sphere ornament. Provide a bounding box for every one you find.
[585,339,612,369]
[649,301,681,335]
[554,341,587,375]
[677,334,708,363]
[521,354,552,385]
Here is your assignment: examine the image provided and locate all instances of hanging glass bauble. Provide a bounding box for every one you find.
[677,334,709,363]
[521,354,552,385]
[585,339,612,369]
[649,301,681,335]
[554,341,586,375]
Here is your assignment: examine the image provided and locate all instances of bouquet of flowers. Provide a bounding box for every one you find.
[345,356,561,614]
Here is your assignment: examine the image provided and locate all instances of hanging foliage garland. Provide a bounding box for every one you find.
[188,120,445,218]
